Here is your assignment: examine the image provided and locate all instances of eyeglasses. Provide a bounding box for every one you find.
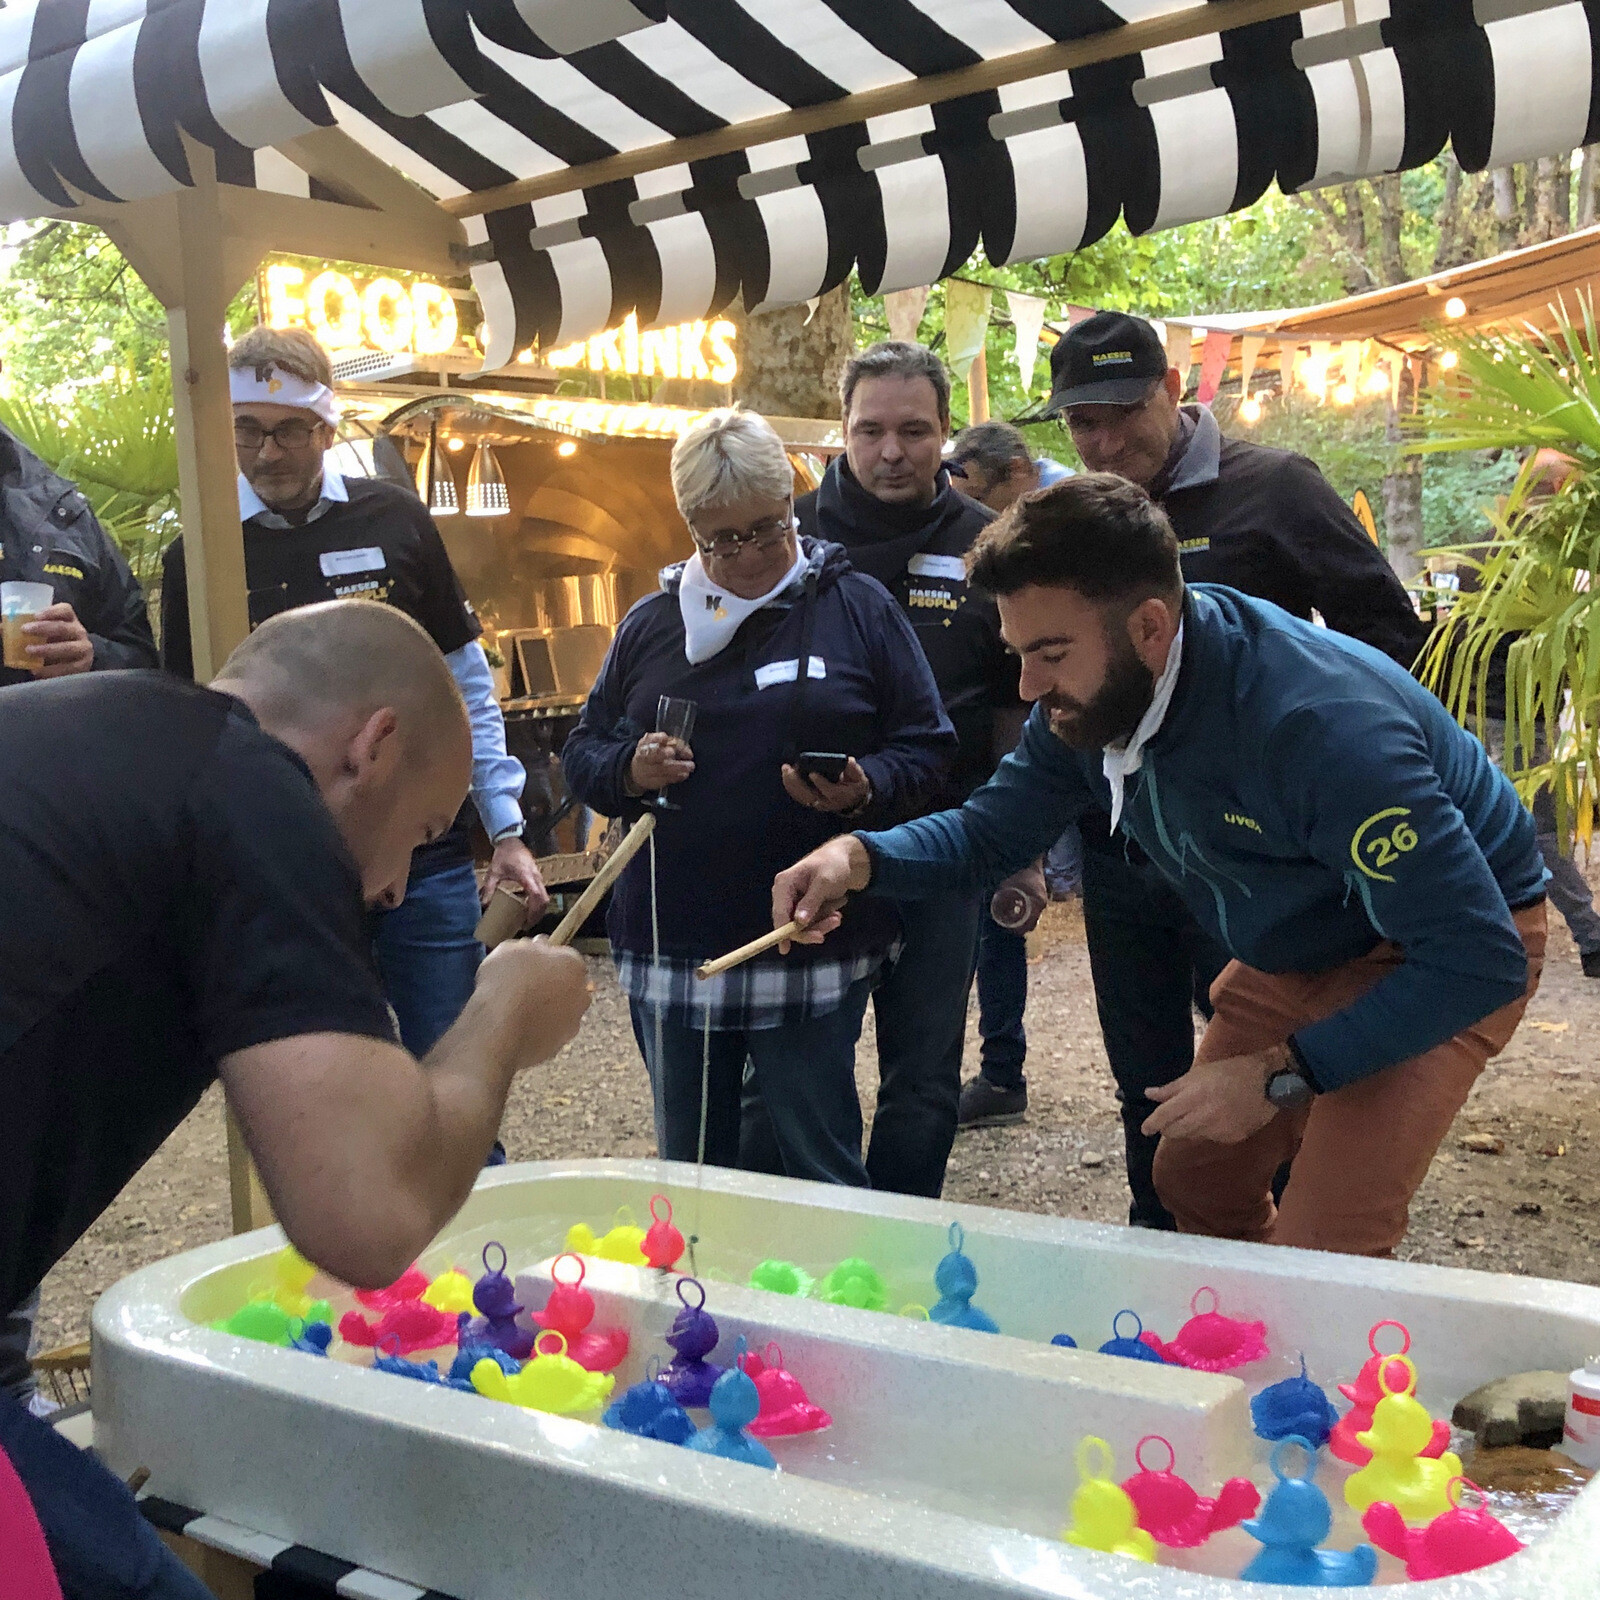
[234,418,322,452]
[692,509,795,561]
[1062,384,1162,436]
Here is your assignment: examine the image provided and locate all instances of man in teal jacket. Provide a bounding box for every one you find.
[774,474,1547,1257]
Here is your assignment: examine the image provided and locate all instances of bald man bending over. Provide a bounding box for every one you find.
[0,600,589,1600]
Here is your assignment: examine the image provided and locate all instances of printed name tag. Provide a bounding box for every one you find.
[907,552,967,581]
[319,546,387,578]
[754,656,826,689]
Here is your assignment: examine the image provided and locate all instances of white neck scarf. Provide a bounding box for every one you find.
[1104,622,1184,830]
[678,547,806,665]
[229,362,341,426]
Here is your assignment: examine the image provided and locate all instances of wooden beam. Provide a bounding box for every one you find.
[277,127,459,229]
[217,185,464,279]
[441,0,1313,220]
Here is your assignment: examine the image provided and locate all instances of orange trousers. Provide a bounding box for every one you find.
[1151,902,1547,1257]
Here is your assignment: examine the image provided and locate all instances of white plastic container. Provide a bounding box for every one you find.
[1561,1355,1600,1468]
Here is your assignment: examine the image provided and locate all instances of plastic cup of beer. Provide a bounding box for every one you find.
[2,581,53,673]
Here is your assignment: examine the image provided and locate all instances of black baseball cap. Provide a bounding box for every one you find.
[1043,311,1170,415]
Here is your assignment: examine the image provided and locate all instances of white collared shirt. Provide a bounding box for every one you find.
[236,462,349,528]
[1104,623,1184,830]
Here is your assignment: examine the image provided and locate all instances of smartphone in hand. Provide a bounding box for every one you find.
[795,751,850,784]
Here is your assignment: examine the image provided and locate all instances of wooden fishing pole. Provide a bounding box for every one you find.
[548,813,657,947]
[695,920,804,980]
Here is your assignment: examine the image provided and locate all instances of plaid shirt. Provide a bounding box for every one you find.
[614,946,893,1031]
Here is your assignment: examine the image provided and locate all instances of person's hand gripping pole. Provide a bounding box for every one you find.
[771,834,875,952]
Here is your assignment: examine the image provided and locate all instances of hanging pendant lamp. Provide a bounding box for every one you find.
[415,430,459,515]
[465,440,510,517]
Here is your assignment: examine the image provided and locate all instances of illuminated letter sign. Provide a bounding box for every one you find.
[548,313,738,383]
[264,262,460,358]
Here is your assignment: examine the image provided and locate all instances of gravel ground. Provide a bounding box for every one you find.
[35,889,1600,1353]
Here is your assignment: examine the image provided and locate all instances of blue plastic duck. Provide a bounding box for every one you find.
[455,1242,534,1360]
[658,1278,725,1408]
[448,1342,519,1392]
[1098,1309,1168,1363]
[373,1339,450,1385]
[685,1339,777,1470]
[1050,1333,1079,1349]
[929,1222,999,1333]
[1241,1437,1378,1588]
[289,1320,333,1357]
[604,1375,697,1446]
[1252,1354,1341,1447]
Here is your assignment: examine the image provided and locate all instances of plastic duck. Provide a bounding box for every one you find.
[454,1242,534,1359]
[686,1339,777,1470]
[1362,1476,1524,1579]
[658,1277,725,1407]
[213,1297,294,1346]
[818,1257,888,1311]
[738,1343,832,1437]
[471,1330,614,1415]
[447,1343,518,1390]
[1146,1287,1268,1372]
[929,1222,999,1333]
[530,1253,629,1372]
[565,1207,647,1265]
[268,1246,324,1319]
[1061,1436,1155,1562]
[1343,1354,1463,1520]
[372,1336,450,1385]
[1242,1436,1378,1587]
[641,1195,686,1271]
[1120,1434,1259,1548]
[288,1320,333,1357]
[339,1297,458,1354]
[1050,1333,1079,1349]
[1097,1309,1169,1364]
[1331,1320,1451,1465]
[353,1263,429,1311]
[749,1259,813,1297]
[604,1369,697,1446]
[421,1267,476,1316]
[1253,1354,1341,1447]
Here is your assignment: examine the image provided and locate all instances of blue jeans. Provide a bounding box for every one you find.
[864,891,984,1197]
[976,920,1028,1092]
[372,860,483,1058]
[631,975,875,1187]
[1,1391,214,1600]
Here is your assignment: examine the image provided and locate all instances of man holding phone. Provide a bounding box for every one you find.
[785,343,1024,1199]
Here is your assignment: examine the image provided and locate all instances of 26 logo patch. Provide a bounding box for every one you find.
[1350,807,1419,882]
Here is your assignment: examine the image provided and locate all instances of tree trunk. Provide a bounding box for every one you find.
[1580,145,1599,228]
[729,286,855,420]
[1340,183,1374,292]
[1373,174,1406,285]
[1433,155,1465,270]
[1491,166,1519,252]
[1536,152,1572,239]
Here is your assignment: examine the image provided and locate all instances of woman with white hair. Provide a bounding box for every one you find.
[563,409,955,1185]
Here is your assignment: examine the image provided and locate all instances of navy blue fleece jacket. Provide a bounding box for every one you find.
[563,538,955,962]
[859,585,1544,1091]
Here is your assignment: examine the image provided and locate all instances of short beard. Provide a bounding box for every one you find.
[1042,634,1156,751]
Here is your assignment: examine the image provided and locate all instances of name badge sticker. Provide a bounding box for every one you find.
[319,546,387,578]
[907,553,968,582]
[754,656,826,690]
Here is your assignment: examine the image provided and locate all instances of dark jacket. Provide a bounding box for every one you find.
[0,424,157,687]
[798,458,1018,806]
[864,585,1543,1093]
[1160,405,1429,667]
[561,538,956,963]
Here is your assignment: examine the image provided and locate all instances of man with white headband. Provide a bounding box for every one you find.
[161,327,549,1111]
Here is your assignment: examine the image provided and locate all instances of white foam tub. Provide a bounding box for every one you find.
[92,1159,1600,1599]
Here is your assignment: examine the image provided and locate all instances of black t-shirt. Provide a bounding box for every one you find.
[159,475,482,871]
[0,672,397,1314]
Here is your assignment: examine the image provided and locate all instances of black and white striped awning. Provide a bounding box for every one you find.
[3,0,1598,363]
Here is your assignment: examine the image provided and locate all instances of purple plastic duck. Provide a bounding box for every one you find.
[455,1242,534,1361]
[658,1277,724,1408]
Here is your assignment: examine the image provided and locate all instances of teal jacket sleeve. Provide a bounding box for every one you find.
[858,704,1098,898]
[1270,699,1534,1091]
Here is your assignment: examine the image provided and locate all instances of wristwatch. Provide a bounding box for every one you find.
[1264,1048,1315,1112]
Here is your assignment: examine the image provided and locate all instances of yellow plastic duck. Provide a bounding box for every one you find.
[565,1207,647,1265]
[471,1331,615,1416]
[421,1267,475,1315]
[1344,1354,1463,1521]
[267,1246,322,1319]
[1062,1437,1156,1563]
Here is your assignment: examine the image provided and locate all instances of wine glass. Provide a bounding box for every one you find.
[645,695,697,811]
